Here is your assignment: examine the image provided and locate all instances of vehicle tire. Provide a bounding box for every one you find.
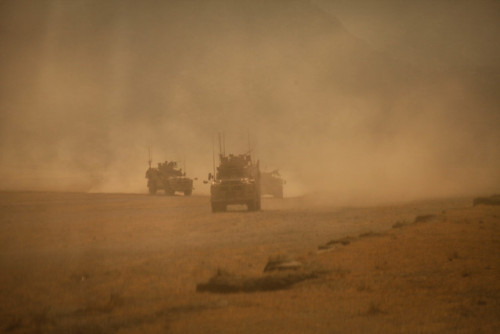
[148,185,157,195]
[211,202,218,213]
[211,203,226,213]
[184,189,192,196]
[247,201,256,211]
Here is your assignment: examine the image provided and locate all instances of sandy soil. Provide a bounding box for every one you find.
[0,192,498,333]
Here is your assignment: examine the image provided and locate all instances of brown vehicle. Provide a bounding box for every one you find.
[209,153,261,212]
[145,161,193,196]
[260,169,285,198]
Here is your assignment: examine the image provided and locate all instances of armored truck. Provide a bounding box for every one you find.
[260,170,285,198]
[209,153,261,212]
[145,161,193,196]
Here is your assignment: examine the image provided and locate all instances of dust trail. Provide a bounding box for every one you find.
[0,0,498,204]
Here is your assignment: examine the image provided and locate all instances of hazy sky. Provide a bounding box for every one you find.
[315,0,500,71]
[0,0,499,204]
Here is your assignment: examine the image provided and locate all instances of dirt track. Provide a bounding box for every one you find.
[0,192,498,333]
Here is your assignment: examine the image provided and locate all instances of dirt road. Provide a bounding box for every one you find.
[0,192,498,333]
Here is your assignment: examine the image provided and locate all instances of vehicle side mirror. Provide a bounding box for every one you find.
[203,180,208,184]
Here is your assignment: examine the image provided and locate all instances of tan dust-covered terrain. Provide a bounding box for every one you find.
[0,192,498,333]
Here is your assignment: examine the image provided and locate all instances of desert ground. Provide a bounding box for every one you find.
[0,191,498,333]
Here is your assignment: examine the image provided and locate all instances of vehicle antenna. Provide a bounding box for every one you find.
[247,130,252,160]
[223,131,226,156]
[148,146,152,168]
[218,132,222,158]
[183,155,186,176]
[212,135,216,180]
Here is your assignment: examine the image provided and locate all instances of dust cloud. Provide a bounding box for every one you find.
[0,0,499,205]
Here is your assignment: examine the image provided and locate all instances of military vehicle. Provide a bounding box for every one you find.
[209,153,261,212]
[145,161,193,196]
[260,169,285,198]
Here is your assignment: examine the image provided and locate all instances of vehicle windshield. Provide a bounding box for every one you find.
[217,167,248,179]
